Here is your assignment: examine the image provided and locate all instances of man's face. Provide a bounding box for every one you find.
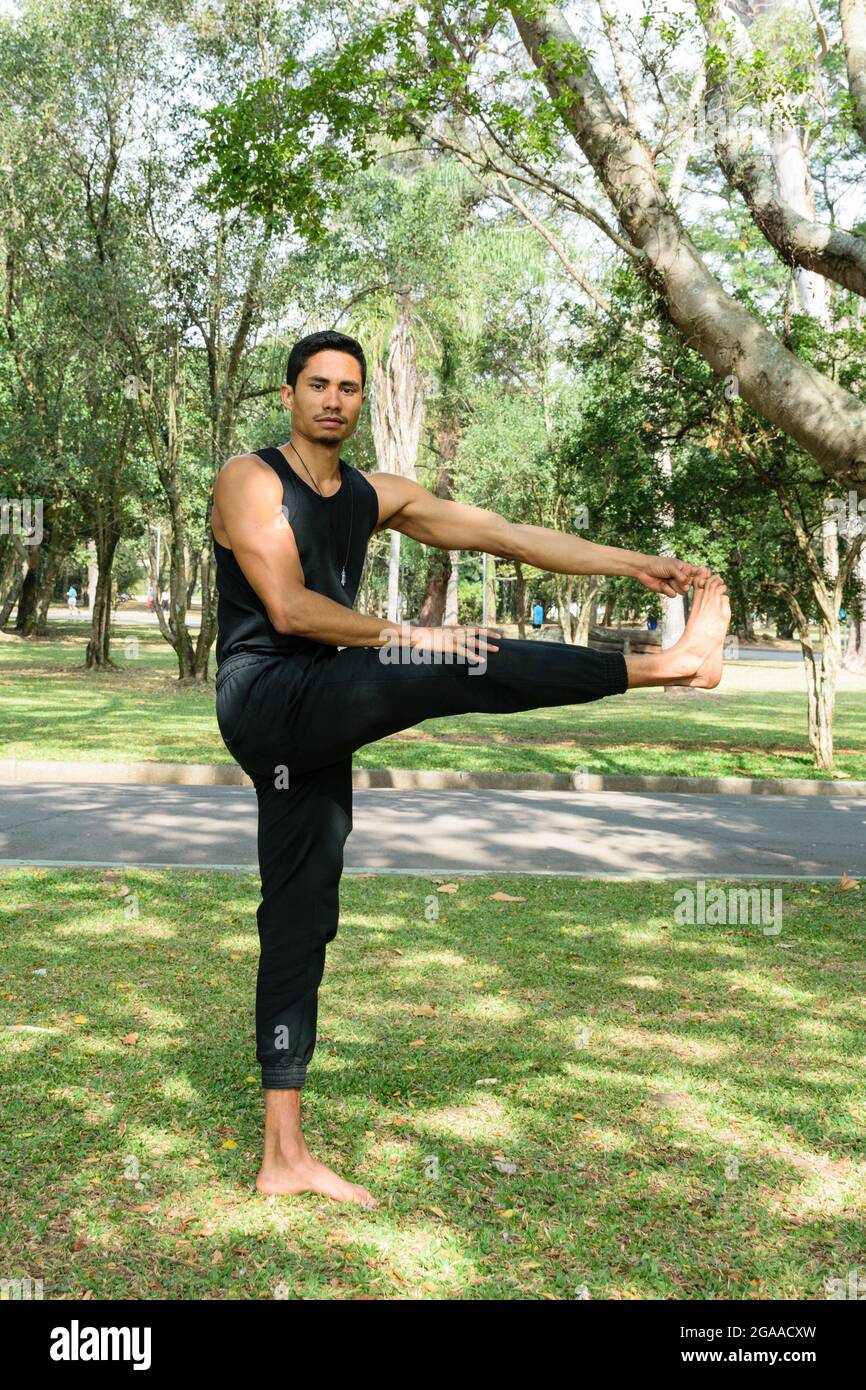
[281,349,365,446]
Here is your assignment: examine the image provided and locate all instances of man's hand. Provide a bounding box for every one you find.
[407,624,501,663]
[632,556,711,598]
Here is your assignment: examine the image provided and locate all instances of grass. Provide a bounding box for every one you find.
[2,623,866,780]
[2,867,864,1300]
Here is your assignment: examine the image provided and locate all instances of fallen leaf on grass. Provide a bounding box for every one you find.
[841,872,860,890]
[437,883,459,894]
[489,892,526,902]
[120,1033,139,1046]
[413,1004,436,1017]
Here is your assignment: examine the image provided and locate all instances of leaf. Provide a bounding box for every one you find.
[413,1004,436,1017]
[492,1159,518,1175]
[121,1033,139,1046]
[73,1015,88,1024]
[408,1038,427,1047]
[437,883,459,894]
[489,892,526,902]
[841,872,860,890]
[220,1139,237,1149]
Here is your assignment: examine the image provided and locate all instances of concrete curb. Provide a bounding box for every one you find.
[0,759,864,796]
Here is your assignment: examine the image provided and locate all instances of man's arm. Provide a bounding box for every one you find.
[370,473,701,598]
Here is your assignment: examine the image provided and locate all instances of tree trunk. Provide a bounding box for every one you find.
[574,575,599,646]
[444,550,460,625]
[418,548,451,625]
[514,560,527,638]
[0,535,28,627]
[804,625,841,771]
[843,546,866,671]
[34,543,66,635]
[510,4,866,492]
[417,423,458,625]
[387,530,401,624]
[15,544,41,634]
[86,532,119,669]
[86,539,98,612]
[485,554,497,626]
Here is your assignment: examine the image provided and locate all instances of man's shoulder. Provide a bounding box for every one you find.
[217,451,283,490]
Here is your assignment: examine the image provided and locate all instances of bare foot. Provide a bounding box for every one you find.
[668,575,731,688]
[256,1154,378,1207]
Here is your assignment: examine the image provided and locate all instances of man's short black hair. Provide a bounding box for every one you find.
[285,331,366,392]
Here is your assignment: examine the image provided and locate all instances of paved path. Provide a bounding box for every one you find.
[0,783,863,878]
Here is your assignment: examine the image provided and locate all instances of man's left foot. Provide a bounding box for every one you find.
[664,575,731,687]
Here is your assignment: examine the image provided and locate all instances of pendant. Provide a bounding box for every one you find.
[341,567,346,585]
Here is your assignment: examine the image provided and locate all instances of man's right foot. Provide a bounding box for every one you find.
[256,1154,378,1207]
[666,574,731,688]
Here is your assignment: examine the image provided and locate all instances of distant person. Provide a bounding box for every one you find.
[531,600,544,631]
[66,585,77,616]
[161,590,169,613]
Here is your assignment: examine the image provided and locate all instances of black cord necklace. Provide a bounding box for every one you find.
[286,438,354,588]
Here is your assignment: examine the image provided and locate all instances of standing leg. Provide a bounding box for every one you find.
[251,754,376,1205]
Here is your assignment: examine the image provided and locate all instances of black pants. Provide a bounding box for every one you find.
[215,636,629,1089]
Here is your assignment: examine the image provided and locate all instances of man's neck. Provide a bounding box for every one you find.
[280,433,342,492]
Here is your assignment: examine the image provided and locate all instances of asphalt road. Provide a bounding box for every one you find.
[0,783,863,878]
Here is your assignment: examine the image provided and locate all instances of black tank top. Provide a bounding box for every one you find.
[213,445,380,667]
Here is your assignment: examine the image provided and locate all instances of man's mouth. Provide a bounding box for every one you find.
[318,418,342,424]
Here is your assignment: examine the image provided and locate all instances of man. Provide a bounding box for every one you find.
[210,329,730,1209]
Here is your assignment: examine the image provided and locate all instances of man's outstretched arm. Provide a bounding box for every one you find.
[370,473,704,598]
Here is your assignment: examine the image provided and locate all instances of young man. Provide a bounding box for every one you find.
[210,329,730,1209]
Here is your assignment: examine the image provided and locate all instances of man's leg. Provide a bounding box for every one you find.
[276,576,731,775]
[233,575,730,1204]
[250,754,377,1205]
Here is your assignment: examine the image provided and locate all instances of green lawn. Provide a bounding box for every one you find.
[2,624,866,779]
[1,868,864,1299]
